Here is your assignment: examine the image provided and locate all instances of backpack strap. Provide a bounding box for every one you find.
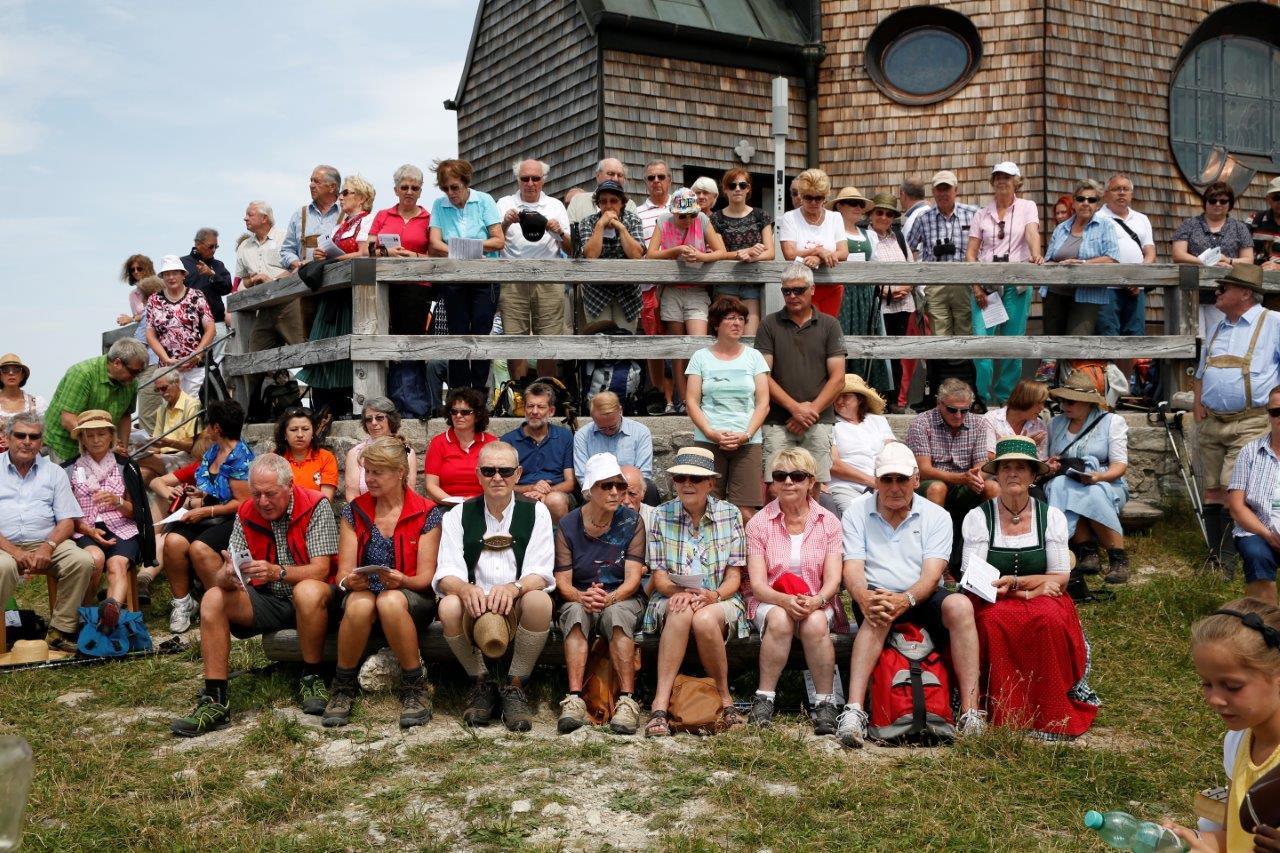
[908,658,927,737]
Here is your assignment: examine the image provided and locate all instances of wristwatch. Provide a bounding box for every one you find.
[904,591,917,608]
[42,538,57,549]
[278,565,287,582]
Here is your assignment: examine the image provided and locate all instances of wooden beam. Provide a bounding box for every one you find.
[224,261,355,313]
[349,258,387,406]
[102,323,139,352]
[221,336,352,377]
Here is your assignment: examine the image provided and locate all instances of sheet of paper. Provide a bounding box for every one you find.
[230,549,251,587]
[378,233,402,250]
[4,610,20,628]
[448,237,485,260]
[670,573,710,590]
[353,565,388,576]
[156,506,189,526]
[960,557,1001,604]
[980,290,1009,330]
[1198,246,1222,267]
[317,234,343,258]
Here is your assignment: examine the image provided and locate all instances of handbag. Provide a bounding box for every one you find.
[667,674,723,734]
[582,637,640,725]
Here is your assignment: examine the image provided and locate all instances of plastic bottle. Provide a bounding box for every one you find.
[1083,810,1189,852]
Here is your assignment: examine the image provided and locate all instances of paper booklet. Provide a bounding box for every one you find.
[959,557,1000,604]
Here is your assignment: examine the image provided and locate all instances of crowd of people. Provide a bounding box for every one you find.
[3,156,1280,752]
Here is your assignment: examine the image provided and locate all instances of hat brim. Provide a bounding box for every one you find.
[1049,387,1108,408]
[593,188,626,202]
[871,205,900,215]
[982,453,1048,477]
[827,196,870,211]
[874,464,916,479]
[667,464,720,477]
[72,419,116,436]
[1219,274,1267,294]
[840,387,886,415]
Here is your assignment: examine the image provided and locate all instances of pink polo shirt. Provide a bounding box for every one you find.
[370,205,431,255]
[970,197,1039,262]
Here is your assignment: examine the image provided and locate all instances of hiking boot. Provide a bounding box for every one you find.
[1104,549,1130,584]
[836,705,868,748]
[747,694,776,728]
[45,627,78,654]
[557,693,588,734]
[322,683,355,728]
[609,695,642,736]
[500,683,535,732]
[169,595,197,633]
[136,574,152,608]
[398,680,433,729]
[98,598,122,634]
[1074,544,1101,575]
[812,701,840,736]
[171,693,230,737]
[462,677,500,727]
[958,709,988,736]
[299,674,330,716]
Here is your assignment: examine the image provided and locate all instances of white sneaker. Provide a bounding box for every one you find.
[836,705,868,748]
[957,709,988,737]
[169,595,197,633]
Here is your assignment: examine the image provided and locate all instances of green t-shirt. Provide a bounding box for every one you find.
[685,346,769,442]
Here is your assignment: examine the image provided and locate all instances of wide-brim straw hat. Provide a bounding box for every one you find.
[838,373,886,415]
[0,639,72,667]
[668,446,720,477]
[472,612,512,659]
[71,409,116,437]
[1218,261,1266,294]
[1049,370,1109,409]
[982,435,1048,476]
[827,186,871,210]
[0,353,30,387]
[869,192,900,215]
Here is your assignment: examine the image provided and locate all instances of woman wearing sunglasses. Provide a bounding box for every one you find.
[743,447,847,734]
[345,397,418,501]
[710,168,775,335]
[1043,180,1120,337]
[1172,181,1255,270]
[778,168,849,317]
[423,387,497,504]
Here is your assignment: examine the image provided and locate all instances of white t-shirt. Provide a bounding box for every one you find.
[832,414,895,486]
[778,209,845,254]
[1097,205,1155,265]
[789,533,804,573]
[497,192,570,260]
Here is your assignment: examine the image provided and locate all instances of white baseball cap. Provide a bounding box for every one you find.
[991,161,1021,177]
[582,452,624,492]
[158,255,186,274]
[874,442,918,478]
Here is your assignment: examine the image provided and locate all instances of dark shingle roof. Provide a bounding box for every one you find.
[577,0,808,45]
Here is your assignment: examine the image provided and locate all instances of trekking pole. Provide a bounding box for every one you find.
[1149,401,1209,547]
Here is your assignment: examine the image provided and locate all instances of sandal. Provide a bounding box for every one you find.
[718,705,746,730]
[645,710,672,738]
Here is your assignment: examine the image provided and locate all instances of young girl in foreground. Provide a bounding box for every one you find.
[1169,598,1280,851]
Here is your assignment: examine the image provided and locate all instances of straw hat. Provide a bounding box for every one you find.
[1218,262,1266,294]
[472,613,512,659]
[667,446,719,477]
[869,192,900,215]
[827,186,871,211]
[0,639,73,667]
[838,374,886,415]
[1049,370,1108,409]
[71,409,115,437]
[982,435,1048,476]
[0,353,30,386]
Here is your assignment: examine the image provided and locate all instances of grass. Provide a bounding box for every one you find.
[0,511,1239,850]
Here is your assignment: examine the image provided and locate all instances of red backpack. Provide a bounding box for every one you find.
[867,623,956,743]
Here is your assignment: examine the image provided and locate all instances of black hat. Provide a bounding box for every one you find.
[518,210,548,243]
[593,179,627,203]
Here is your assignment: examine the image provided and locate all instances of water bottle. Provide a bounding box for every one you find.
[1083,810,1188,852]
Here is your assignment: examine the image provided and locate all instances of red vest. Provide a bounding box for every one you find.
[349,489,437,577]
[238,485,331,583]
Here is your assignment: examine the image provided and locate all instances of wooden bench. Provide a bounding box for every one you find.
[1119,500,1164,533]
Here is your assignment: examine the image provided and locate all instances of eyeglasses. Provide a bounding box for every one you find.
[780,286,809,296]
[646,174,669,182]
[801,194,825,203]
[1109,186,1132,193]
[397,184,422,192]
[117,360,144,378]
[771,470,811,483]
[1206,197,1231,205]
[10,431,42,441]
[362,414,388,423]
[1074,195,1099,204]
[518,176,543,183]
[943,404,971,415]
[479,465,518,478]
[726,181,750,191]
[449,408,474,417]
[671,474,711,484]
[596,480,628,492]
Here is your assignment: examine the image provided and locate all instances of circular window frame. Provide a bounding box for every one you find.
[865,7,983,106]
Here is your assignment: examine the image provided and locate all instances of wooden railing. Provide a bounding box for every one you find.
[102,260,1280,407]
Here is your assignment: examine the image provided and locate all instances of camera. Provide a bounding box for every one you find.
[993,254,1009,263]
[933,239,957,259]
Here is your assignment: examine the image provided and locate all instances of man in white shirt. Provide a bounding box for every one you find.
[497,159,571,380]
[236,200,304,351]
[1096,174,1157,339]
[899,177,930,238]
[634,160,674,405]
[435,442,555,732]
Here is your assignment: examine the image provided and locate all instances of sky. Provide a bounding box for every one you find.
[0,0,473,400]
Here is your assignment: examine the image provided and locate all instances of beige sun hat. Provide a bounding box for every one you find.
[71,409,115,437]
[838,374,886,415]
[667,446,719,477]
[982,435,1048,477]
[0,639,54,667]
[0,353,31,387]
[472,612,513,659]
[1049,371,1109,409]
[827,186,871,211]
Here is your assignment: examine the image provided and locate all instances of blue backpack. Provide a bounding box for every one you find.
[77,607,153,658]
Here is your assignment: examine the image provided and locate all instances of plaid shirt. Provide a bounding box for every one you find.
[45,356,137,461]
[575,210,644,322]
[744,498,849,632]
[906,203,979,262]
[905,408,993,474]
[1229,434,1280,536]
[228,496,339,599]
[642,495,748,637]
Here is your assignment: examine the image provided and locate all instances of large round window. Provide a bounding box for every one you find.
[866,7,982,106]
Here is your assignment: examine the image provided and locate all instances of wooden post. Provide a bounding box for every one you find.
[1162,265,1199,396]
[350,257,387,407]
[229,308,255,407]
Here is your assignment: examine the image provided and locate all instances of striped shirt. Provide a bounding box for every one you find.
[1229,435,1280,536]
[744,498,848,631]
[643,495,748,637]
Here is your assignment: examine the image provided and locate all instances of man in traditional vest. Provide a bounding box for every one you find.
[435,441,555,731]
[170,454,338,737]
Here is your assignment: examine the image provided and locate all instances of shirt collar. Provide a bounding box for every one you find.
[2,451,42,478]
[870,494,923,523]
[761,497,823,528]
[311,201,339,217]
[484,494,515,524]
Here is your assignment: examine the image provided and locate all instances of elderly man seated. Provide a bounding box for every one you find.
[136,372,200,483]
[1227,384,1280,605]
[44,338,149,464]
[170,454,338,737]
[435,441,555,732]
[0,414,95,653]
[502,382,577,524]
[837,442,984,747]
[574,392,657,504]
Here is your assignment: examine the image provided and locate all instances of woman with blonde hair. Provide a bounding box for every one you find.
[778,168,849,316]
[983,379,1049,458]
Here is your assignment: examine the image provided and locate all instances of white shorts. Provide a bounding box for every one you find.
[753,602,835,636]
[660,286,711,323]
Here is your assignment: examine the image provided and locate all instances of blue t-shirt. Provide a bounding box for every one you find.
[502,424,574,486]
[430,191,502,258]
[554,506,645,591]
[684,346,769,443]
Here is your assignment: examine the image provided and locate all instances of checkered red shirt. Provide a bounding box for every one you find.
[744,498,848,632]
[905,408,993,474]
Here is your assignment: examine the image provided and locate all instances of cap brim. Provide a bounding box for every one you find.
[874,465,916,478]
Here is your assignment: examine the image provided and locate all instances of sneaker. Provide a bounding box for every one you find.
[462,677,500,727]
[957,708,988,737]
[168,595,197,633]
[812,700,840,736]
[663,402,677,415]
[609,695,642,736]
[45,627,78,655]
[299,674,330,716]
[747,694,776,728]
[500,683,535,732]
[557,693,588,734]
[170,693,230,737]
[836,705,868,748]
[1104,549,1130,585]
[136,574,152,609]
[322,685,355,728]
[398,681,433,729]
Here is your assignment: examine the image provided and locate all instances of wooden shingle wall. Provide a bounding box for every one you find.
[600,51,808,193]
[455,0,600,199]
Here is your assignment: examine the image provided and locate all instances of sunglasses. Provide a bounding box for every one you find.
[449,408,475,417]
[397,184,422,192]
[996,220,1006,240]
[117,360,144,378]
[596,480,628,493]
[837,200,866,208]
[771,470,811,484]
[646,174,669,182]
[1074,195,1099,204]
[518,176,543,183]
[671,474,711,484]
[1206,197,1231,205]
[801,194,825,202]
[10,431,42,441]
[479,465,518,478]
[362,414,388,423]
[339,189,356,197]
[943,404,971,415]
[726,181,750,190]
[1269,407,1280,418]
[676,212,697,220]
[780,286,809,296]
[878,474,911,484]
[0,365,23,373]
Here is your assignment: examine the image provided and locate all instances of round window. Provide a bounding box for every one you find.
[866,8,982,106]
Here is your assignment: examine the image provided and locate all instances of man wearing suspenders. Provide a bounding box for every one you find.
[280,165,342,272]
[1195,263,1280,572]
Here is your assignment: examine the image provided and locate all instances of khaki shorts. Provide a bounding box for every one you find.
[558,596,645,640]
[694,441,764,508]
[501,281,566,336]
[659,286,711,323]
[649,596,743,636]
[761,423,834,482]
[1199,410,1269,490]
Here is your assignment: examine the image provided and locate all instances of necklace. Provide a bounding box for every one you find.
[1000,498,1031,524]
[584,508,612,529]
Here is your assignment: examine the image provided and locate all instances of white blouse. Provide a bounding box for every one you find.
[831,414,895,485]
[961,502,1071,575]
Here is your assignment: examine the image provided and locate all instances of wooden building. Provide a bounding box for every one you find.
[449,0,1280,242]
